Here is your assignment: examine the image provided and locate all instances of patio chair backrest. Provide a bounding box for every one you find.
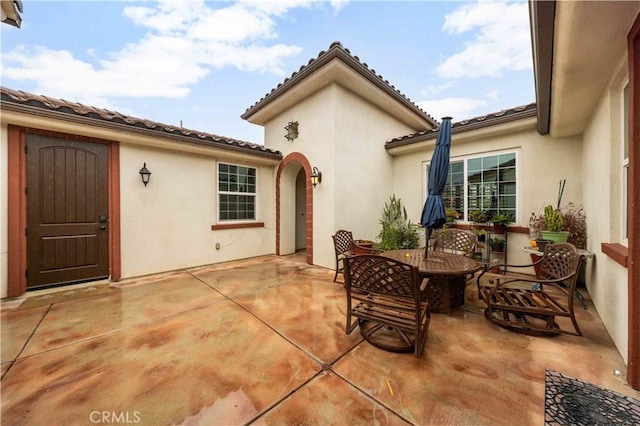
[332,230,354,256]
[433,229,476,257]
[539,243,581,283]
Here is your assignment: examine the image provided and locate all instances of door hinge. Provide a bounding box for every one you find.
[24,187,28,195]
[25,269,28,278]
[24,145,28,154]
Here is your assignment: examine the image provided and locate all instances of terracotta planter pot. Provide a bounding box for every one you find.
[493,223,507,234]
[354,240,375,255]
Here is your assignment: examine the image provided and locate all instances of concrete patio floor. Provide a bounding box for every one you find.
[1,253,639,425]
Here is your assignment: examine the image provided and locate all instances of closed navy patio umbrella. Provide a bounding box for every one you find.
[421,117,452,257]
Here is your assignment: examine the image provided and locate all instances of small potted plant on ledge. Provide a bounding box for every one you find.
[445,208,460,224]
[491,212,512,234]
[540,205,570,243]
[489,237,506,253]
[468,209,488,242]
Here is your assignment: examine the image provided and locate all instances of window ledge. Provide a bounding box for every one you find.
[601,243,628,267]
[211,222,264,231]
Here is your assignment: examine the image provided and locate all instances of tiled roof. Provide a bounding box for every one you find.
[241,41,438,127]
[0,87,282,159]
[385,103,537,149]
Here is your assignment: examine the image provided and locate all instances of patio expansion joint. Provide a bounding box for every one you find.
[9,298,226,363]
[329,368,418,426]
[187,271,330,366]
[1,304,52,381]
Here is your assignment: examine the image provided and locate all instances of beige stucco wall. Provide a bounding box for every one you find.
[580,56,629,362]
[390,119,583,270]
[263,83,419,271]
[0,125,8,298]
[119,143,276,278]
[0,112,278,298]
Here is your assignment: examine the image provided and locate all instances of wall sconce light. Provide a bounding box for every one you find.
[310,167,322,187]
[284,121,299,141]
[139,162,151,187]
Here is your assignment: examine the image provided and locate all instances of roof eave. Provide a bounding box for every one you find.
[529,0,556,136]
[1,101,283,161]
[386,105,537,151]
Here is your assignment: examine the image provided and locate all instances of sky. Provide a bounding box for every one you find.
[0,0,535,144]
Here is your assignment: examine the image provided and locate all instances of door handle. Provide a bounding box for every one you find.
[100,225,107,230]
[100,215,108,223]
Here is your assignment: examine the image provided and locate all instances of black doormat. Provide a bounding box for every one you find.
[545,369,640,425]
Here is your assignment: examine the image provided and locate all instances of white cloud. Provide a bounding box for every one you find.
[418,97,488,122]
[420,81,456,97]
[330,0,349,14]
[435,1,531,79]
[0,0,312,106]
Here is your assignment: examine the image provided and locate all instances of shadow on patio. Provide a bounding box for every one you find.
[1,253,638,425]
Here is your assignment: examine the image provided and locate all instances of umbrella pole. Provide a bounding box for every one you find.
[425,228,433,258]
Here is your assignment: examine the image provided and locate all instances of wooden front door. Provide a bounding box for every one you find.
[26,134,110,289]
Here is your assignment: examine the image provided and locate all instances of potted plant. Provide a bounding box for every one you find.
[471,227,487,242]
[468,209,488,224]
[376,195,420,250]
[489,238,506,253]
[529,203,587,249]
[445,208,460,223]
[541,205,569,243]
[468,209,488,243]
[561,203,587,249]
[353,239,376,255]
[491,212,512,234]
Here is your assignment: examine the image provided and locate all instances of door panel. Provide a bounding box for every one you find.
[26,135,109,288]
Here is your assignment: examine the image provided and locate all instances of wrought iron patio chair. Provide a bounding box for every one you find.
[344,254,431,357]
[432,228,476,257]
[433,228,477,282]
[332,230,354,282]
[477,243,583,337]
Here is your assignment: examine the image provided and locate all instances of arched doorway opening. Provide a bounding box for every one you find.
[276,153,314,264]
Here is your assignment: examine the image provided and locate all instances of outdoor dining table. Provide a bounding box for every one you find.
[382,248,482,314]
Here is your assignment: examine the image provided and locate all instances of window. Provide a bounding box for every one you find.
[434,152,517,221]
[442,160,464,214]
[218,163,257,221]
[623,82,629,241]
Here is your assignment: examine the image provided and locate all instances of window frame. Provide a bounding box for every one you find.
[217,161,258,223]
[425,150,519,223]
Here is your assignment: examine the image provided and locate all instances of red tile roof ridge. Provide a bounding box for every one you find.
[0,86,282,157]
[385,102,537,147]
[242,41,438,126]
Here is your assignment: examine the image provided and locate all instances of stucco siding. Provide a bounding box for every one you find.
[263,83,419,271]
[264,85,338,269]
[581,57,629,362]
[119,143,276,279]
[334,85,416,244]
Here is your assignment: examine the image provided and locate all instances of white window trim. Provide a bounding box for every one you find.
[424,149,520,223]
[217,161,259,223]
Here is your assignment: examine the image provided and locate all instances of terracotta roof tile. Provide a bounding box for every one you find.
[0,87,282,159]
[385,103,537,149]
[241,41,438,127]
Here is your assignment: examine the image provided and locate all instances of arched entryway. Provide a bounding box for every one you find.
[276,153,314,264]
